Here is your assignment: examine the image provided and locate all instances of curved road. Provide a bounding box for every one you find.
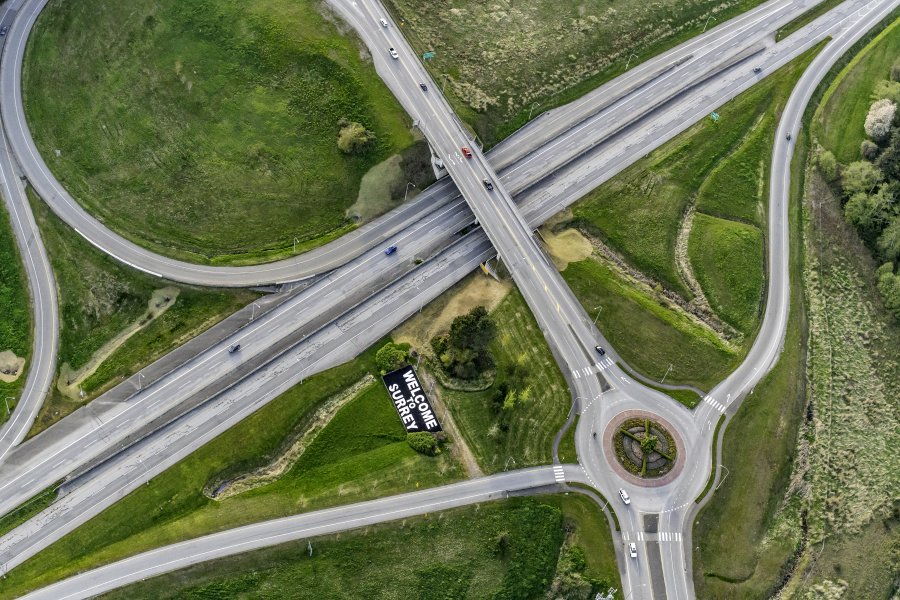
[0,3,895,597]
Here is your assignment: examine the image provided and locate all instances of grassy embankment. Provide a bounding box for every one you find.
[695,15,900,600]
[560,49,817,390]
[102,495,621,600]
[440,288,572,473]
[23,0,423,265]
[0,202,31,422]
[387,0,769,146]
[0,344,464,599]
[26,191,256,435]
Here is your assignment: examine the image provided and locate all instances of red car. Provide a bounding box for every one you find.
[461,146,472,159]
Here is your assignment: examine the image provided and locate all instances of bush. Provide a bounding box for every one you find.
[875,262,900,319]
[406,431,439,455]
[861,139,880,161]
[817,149,838,180]
[872,79,900,104]
[375,342,410,374]
[337,120,376,154]
[841,160,883,196]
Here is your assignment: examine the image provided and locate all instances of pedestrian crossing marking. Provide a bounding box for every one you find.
[572,358,614,379]
[703,395,725,413]
[553,465,566,483]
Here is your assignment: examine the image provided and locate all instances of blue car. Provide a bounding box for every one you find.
[384,245,398,255]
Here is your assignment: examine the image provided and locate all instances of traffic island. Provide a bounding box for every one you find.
[603,410,685,487]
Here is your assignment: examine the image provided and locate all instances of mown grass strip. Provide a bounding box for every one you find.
[695,415,725,504]
[0,485,59,539]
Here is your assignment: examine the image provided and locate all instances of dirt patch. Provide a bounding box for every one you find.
[347,154,405,221]
[539,226,592,270]
[57,286,179,399]
[418,366,483,478]
[393,273,512,351]
[0,351,25,383]
[205,375,375,500]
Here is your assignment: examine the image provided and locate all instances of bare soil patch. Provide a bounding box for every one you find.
[0,350,25,383]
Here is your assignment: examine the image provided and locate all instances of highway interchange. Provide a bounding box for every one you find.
[0,0,895,598]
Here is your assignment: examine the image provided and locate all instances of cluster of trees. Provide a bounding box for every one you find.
[816,70,900,318]
[374,341,410,374]
[431,305,497,379]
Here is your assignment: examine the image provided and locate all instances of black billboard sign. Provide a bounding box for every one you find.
[382,365,442,433]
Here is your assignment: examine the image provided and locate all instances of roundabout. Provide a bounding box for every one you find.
[602,410,685,487]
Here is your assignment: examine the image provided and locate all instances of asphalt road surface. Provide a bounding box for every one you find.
[0,3,886,597]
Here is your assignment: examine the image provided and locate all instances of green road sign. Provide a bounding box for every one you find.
[710,111,720,122]
[423,51,436,60]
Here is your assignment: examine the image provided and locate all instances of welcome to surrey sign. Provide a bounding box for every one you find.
[382,365,442,433]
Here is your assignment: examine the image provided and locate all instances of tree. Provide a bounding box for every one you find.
[875,263,900,319]
[406,431,439,455]
[817,149,838,180]
[872,79,900,104]
[842,160,883,197]
[337,121,376,154]
[375,341,409,374]
[844,187,891,241]
[861,139,880,161]
[878,216,900,262]
[448,305,496,353]
[864,98,896,142]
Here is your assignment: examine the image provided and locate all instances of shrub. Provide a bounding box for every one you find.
[841,160,883,196]
[878,216,900,262]
[406,431,439,455]
[861,139,880,161]
[872,79,900,104]
[875,262,900,319]
[375,341,410,374]
[864,98,896,142]
[337,121,376,154]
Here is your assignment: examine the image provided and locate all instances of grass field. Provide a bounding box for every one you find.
[0,201,31,418]
[563,258,738,391]
[102,495,620,600]
[23,0,419,264]
[0,345,463,599]
[688,214,764,335]
[26,191,256,435]
[386,0,768,146]
[691,123,808,600]
[571,49,814,298]
[814,18,900,162]
[442,288,571,473]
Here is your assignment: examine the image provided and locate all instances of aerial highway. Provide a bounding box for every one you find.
[0,0,888,597]
[0,0,832,287]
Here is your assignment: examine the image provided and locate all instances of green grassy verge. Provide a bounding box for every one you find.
[694,415,725,504]
[691,114,809,600]
[813,18,900,162]
[0,486,58,539]
[0,345,463,599]
[571,48,816,298]
[386,0,769,147]
[443,288,571,473]
[564,258,737,391]
[638,379,702,409]
[775,0,844,42]
[102,495,621,600]
[557,414,578,464]
[688,214,764,335]
[0,200,31,420]
[23,0,418,264]
[26,191,256,436]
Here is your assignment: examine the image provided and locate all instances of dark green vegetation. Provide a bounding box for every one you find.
[613,418,676,478]
[386,0,768,146]
[0,202,30,418]
[26,191,255,436]
[560,46,820,388]
[442,290,571,473]
[812,21,900,320]
[692,123,808,600]
[0,346,462,599]
[374,341,411,374]
[23,0,418,264]
[775,0,844,42]
[102,495,620,600]
[432,305,498,380]
[564,259,737,391]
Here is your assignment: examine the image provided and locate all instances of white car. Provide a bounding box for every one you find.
[389,47,399,59]
[618,488,631,505]
[629,543,638,558]
[379,18,388,27]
